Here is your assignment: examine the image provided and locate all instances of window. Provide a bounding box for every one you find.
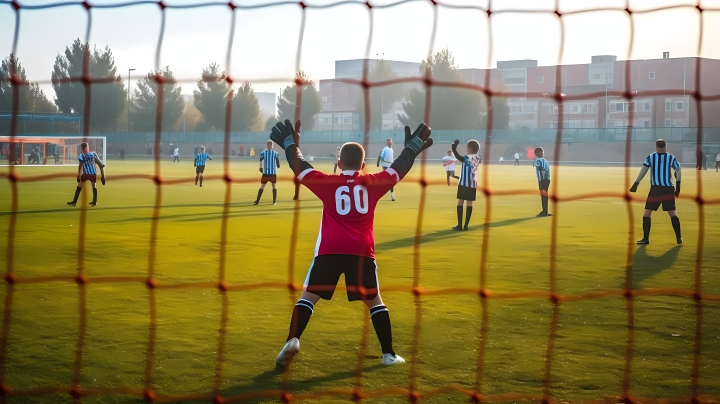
[582,120,595,128]
[676,102,684,111]
[665,119,671,127]
[571,105,579,113]
[673,119,684,127]
[649,71,655,79]
[511,106,522,114]
[637,102,650,111]
[665,100,672,111]
[322,96,328,101]
[581,103,596,113]
[611,103,628,113]
[537,76,544,83]
[592,74,601,79]
[523,105,535,113]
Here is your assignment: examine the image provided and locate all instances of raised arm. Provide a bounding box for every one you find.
[269,120,313,176]
[388,123,434,181]
[376,151,382,167]
[451,140,464,161]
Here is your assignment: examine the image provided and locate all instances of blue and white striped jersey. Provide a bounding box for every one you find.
[535,158,550,182]
[195,152,212,166]
[459,154,479,188]
[260,150,279,175]
[643,152,679,186]
[78,152,98,175]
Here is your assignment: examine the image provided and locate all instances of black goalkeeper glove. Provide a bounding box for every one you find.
[675,181,681,197]
[629,182,639,193]
[259,168,263,174]
[404,123,433,156]
[269,119,301,150]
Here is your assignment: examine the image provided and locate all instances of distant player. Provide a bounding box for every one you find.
[442,150,459,186]
[333,146,340,174]
[377,138,396,201]
[716,153,720,172]
[67,142,105,207]
[270,119,433,368]
[534,147,552,217]
[498,156,504,164]
[451,139,480,230]
[119,146,125,161]
[629,139,682,245]
[173,147,179,163]
[254,140,280,205]
[194,146,212,187]
[514,152,520,166]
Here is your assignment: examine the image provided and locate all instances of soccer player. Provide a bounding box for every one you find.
[498,156,504,164]
[333,146,340,174]
[376,138,396,201]
[119,146,125,161]
[194,146,212,187]
[442,150,459,186]
[451,139,480,230]
[270,119,433,367]
[67,142,105,207]
[716,153,720,172]
[629,139,682,245]
[514,152,520,166]
[173,147,179,163]
[534,147,552,217]
[253,140,280,205]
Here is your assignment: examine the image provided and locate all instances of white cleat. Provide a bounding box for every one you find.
[273,203,277,205]
[391,192,395,201]
[382,353,405,365]
[276,338,300,367]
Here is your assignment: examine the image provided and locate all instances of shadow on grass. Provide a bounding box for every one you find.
[632,244,681,289]
[376,216,536,252]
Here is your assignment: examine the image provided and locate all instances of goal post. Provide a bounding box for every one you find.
[0,136,106,166]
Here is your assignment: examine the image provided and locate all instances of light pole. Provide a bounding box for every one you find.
[128,68,135,132]
[376,53,384,132]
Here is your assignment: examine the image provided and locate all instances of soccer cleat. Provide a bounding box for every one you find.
[536,211,552,217]
[452,225,463,231]
[382,353,405,365]
[273,203,277,205]
[67,202,76,206]
[253,200,259,205]
[391,192,395,201]
[637,238,649,245]
[677,237,683,245]
[88,202,97,207]
[463,226,469,231]
[276,338,300,367]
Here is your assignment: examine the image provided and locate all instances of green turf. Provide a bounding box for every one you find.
[0,157,719,403]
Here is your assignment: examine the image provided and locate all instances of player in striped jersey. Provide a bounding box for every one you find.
[629,139,682,244]
[254,140,281,205]
[67,142,105,207]
[194,146,212,187]
[534,147,552,217]
[451,139,480,230]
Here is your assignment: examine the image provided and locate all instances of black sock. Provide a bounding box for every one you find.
[456,206,463,227]
[287,299,314,341]
[642,216,651,240]
[272,189,277,203]
[256,188,263,202]
[91,188,97,204]
[199,177,203,186]
[464,206,473,228]
[391,186,394,193]
[71,187,81,203]
[541,196,548,213]
[671,216,681,239]
[370,305,394,355]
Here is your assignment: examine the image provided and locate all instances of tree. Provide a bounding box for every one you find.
[480,96,509,130]
[51,38,126,131]
[397,48,483,130]
[1,54,56,113]
[193,63,230,131]
[130,66,184,132]
[264,115,279,131]
[231,82,261,132]
[356,60,405,131]
[277,71,321,131]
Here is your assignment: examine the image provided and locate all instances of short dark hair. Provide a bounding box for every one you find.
[656,139,666,149]
[467,140,480,154]
[534,147,544,157]
[340,142,365,170]
[80,142,88,150]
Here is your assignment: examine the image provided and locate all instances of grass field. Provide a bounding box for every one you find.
[0,155,719,403]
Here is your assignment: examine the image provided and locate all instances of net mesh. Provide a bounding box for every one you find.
[1,0,720,402]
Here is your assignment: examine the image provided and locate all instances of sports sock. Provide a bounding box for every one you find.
[456,206,463,227]
[70,187,82,203]
[91,188,97,204]
[541,196,548,214]
[256,189,263,203]
[287,299,314,341]
[671,216,681,239]
[370,305,395,355]
[642,216,651,240]
[199,177,203,187]
[195,175,199,185]
[464,206,473,228]
[272,189,277,203]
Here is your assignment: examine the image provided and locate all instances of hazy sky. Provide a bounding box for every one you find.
[2,0,720,99]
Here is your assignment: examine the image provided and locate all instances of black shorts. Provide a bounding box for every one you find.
[77,174,96,183]
[645,185,676,211]
[261,175,277,184]
[304,255,379,301]
[196,165,205,174]
[457,184,476,201]
[539,179,550,193]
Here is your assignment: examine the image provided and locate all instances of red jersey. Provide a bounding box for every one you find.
[298,168,399,259]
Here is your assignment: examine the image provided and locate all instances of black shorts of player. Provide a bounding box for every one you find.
[304,254,379,301]
[77,173,97,183]
[196,165,205,174]
[538,179,550,192]
[261,174,277,184]
[456,184,476,201]
[645,185,676,211]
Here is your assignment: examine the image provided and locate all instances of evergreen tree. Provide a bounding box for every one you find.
[230,82,261,132]
[277,71,321,130]
[131,66,184,132]
[193,63,230,131]
[356,60,404,131]
[1,54,56,113]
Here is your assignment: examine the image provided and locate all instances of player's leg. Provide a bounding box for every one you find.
[446,171,450,186]
[464,200,473,230]
[199,173,204,187]
[668,210,682,244]
[277,290,320,367]
[271,181,277,205]
[254,180,266,205]
[293,181,300,201]
[195,166,200,185]
[89,180,98,206]
[454,199,464,231]
[638,209,653,244]
[67,179,83,206]
[537,179,552,217]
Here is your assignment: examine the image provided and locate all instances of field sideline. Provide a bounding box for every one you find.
[0,157,719,403]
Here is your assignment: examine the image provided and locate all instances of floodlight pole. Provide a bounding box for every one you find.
[128,68,136,132]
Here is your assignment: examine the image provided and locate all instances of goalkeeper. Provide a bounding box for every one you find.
[629,139,682,245]
[270,119,433,368]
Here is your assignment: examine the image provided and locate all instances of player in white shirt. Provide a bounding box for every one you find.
[716,153,720,172]
[173,147,180,163]
[514,152,520,166]
[376,138,396,201]
[442,150,459,186]
[498,156,504,164]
